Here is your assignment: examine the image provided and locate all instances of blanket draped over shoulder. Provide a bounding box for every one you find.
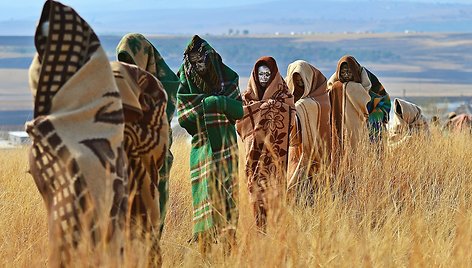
[116,33,178,236]
[285,60,331,195]
[446,114,472,132]
[177,35,242,238]
[389,98,428,145]
[328,57,371,167]
[111,61,168,265]
[329,55,391,142]
[236,56,295,229]
[26,1,127,266]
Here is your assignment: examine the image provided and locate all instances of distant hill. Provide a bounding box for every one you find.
[1,0,472,35]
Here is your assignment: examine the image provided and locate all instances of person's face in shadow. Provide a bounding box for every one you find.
[395,102,403,116]
[258,65,271,88]
[120,53,134,64]
[339,63,354,83]
[189,52,207,75]
[293,72,304,102]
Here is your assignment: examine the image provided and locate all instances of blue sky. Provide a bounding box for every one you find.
[0,0,472,21]
[2,0,470,19]
[1,1,274,22]
[3,0,270,19]
[1,0,471,35]
[1,0,470,17]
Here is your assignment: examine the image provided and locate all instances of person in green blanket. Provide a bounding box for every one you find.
[116,33,180,238]
[177,35,243,255]
[329,55,391,141]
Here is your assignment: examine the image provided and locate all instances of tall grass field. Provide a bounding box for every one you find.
[2,129,472,267]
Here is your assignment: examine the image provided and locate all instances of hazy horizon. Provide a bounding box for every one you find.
[2,0,472,35]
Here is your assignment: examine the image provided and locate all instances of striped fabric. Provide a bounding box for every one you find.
[111,61,168,266]
[116,33,179,237]
[329,55,391,141]
[365,69,391,140]
[177,35,242,239]
[285,60,331,200]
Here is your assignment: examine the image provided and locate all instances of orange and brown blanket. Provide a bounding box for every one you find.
[237,56,295,229]
[285,60,331,195]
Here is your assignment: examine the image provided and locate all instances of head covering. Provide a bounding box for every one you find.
[393,99,427,129]
[285,60,331,193]
[26,1,126,265]
[335,55,362,83]
[448,112,457,120]
[446,113,472,132]
[177,35,241,239]
[32,1,102,117]
[243,56,288,103]
[116,33,179,122]
[116,33,178,238]
[253,56,279,99]
[236,56,295,231]
[182,35,227,95]
[390,98,429,143]
[328,55,391,142]
[286,60,328,100]
[111,62,168,262]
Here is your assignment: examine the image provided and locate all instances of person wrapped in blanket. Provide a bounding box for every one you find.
[285,60,331,206]
[26,1,127,266]
[236,57,296,232]
[176,35,243,254]
[111,61,169,267]
[389,98,429,146]
[328,55,391,143]
[116,33,180,239]
[444,112,472,133]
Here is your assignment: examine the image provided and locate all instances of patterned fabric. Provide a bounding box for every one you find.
[331,55,391,141]
[116,33,179,236]
[116,33,178,122]
[365,69,391,138]
[177,35,242,238]
[111,61,168,265]
[26,1,127,266]
[445,114,472,133]
[236,56,296,230]
[389,98,429,145]
[285,60,331,199]
[327,72,371,171]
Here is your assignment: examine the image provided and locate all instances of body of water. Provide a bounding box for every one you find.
[2,34,472,83]
[1,99,470,129]
[0,110,32,127]
[1,34,472,129]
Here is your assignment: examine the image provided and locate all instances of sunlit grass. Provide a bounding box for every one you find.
[2,129,472,267]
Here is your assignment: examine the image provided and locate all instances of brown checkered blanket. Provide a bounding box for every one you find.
[26,1,127,266]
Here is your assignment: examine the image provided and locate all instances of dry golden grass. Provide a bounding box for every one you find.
[2,129,472,267]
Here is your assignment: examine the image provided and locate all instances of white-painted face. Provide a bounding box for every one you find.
[258,65,271,87]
